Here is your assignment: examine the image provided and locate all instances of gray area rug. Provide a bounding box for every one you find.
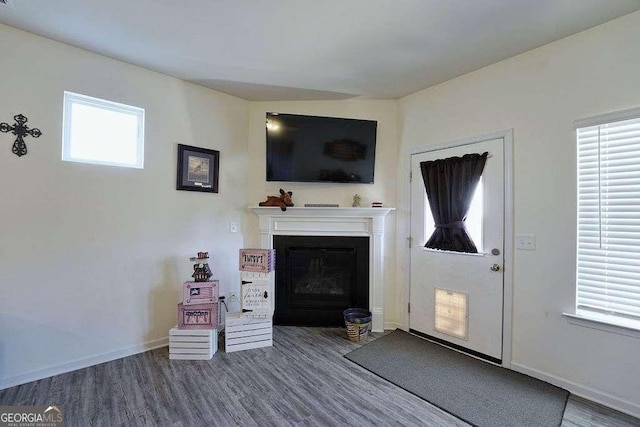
[345,330,569,427]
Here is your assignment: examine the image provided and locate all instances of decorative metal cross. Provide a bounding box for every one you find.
[0,114,42,157]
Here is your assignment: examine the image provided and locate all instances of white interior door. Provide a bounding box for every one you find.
[409,137,504,362]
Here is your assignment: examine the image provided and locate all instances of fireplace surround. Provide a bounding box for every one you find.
[250,206,394,332]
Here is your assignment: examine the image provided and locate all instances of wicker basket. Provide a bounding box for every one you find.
[343,308,372,342]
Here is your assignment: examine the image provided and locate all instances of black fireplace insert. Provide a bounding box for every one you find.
[273,235,369,326]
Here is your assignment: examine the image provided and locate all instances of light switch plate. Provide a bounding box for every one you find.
[230,222,239,233]
[516,234,536,250]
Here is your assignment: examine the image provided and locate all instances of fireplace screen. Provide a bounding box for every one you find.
[291,248,354,296]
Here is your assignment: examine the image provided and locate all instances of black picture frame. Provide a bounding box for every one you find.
[176,144,219,193]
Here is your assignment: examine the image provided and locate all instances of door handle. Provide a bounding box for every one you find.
[490,264,501,272]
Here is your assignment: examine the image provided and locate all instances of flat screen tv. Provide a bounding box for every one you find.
[266,113,377,183]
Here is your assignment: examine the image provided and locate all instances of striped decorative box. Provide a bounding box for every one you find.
[169,326,217,360]
[183,281,218,305]
[225,313,272,353]
[177,302,218,329]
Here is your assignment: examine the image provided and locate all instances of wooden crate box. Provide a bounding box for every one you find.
[239,249,275,272]
[177,302,217,329]
[225,313,272,353]
[169,326,217,360]
[183,280,218,305]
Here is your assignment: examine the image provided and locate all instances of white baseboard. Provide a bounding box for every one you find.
[511,362,640,419]
[0,337,169,390]
[383,321,404,331]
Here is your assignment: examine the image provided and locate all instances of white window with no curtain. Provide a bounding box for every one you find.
[62,91,145,168]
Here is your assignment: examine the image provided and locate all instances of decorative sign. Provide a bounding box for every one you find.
[242,279,270,312]
[0,113,42,157]
[239,249,275,272]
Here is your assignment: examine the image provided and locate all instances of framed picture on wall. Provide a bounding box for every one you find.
[176,144,219,193]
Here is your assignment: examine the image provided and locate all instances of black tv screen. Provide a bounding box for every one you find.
[266,113,377,183]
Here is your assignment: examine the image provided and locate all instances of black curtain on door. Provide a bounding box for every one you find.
[419,152,488,253]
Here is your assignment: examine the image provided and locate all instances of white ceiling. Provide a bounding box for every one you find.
[1,1,639,101]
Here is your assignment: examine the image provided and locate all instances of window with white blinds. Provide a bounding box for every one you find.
[576,111,640,325]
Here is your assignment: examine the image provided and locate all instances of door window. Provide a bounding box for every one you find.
[424,177,484,253]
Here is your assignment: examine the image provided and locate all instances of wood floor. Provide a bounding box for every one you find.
[0,326,638,426]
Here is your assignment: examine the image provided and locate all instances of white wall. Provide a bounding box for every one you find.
[398,11,640,416]
[246,101,401,328]
[0,24,249,388]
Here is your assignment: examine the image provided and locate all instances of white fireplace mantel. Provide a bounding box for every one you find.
[249,206,395,332]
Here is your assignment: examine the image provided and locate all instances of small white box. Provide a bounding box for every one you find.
[225,313,272,353]
[169,326,217,360]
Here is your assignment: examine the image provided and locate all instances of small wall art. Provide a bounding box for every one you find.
[176,144,219,193]
[0,113,42,157]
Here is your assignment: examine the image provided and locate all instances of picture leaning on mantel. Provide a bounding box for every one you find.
[176,144,219,193]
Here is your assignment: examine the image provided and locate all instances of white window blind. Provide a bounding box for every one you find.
[576,114,640,322]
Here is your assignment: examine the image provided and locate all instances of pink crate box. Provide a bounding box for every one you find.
[183,281,218,305]
[239,249,275,272]
[177,302,218,329]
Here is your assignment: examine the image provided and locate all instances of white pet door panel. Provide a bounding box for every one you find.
[434,288,469,340]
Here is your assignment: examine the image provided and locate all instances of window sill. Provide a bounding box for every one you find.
[422,248,487,257]
[562,311,640,339]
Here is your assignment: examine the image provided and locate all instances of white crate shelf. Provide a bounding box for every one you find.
[225,314,272,353]
[169,326,217,360]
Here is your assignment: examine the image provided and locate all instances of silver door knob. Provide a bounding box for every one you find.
[490,264,501,272]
